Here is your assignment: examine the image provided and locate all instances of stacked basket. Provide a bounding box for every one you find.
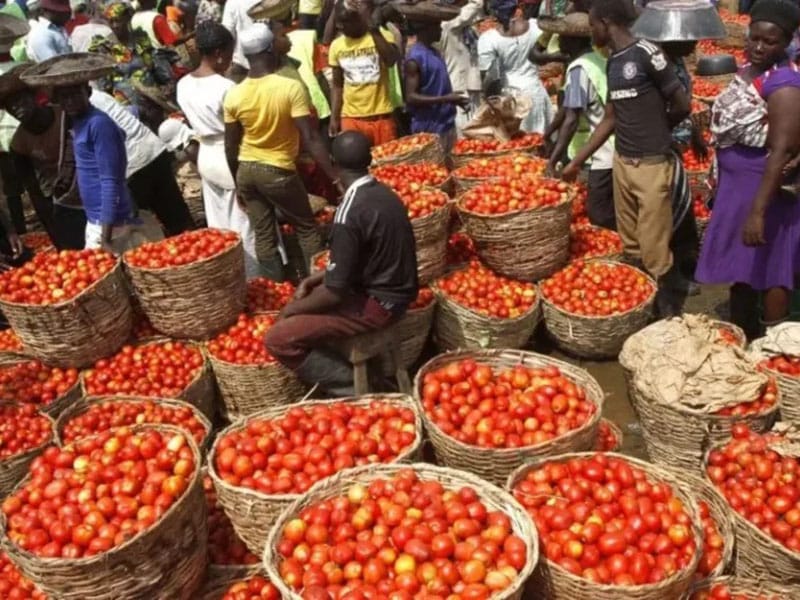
[0,404,54,497]
[371,133,445,167]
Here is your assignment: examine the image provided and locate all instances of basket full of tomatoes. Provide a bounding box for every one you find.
[690,576,800,599]
[371,133,445,167]
[263,463,539,599]
[539,260,657,359]
[0,358,81,417]
[0,424,207,599]
[594,418,623,452]
[569,225,623,262]
[750,335,800,421]
[431,261,541,351]
[414,349,604,485]
[202,574,279,600]
[395,287,436,370]
[451,133,544,168]
[123,229,246,340]
[508,452,703,600]
[0,249,132,368]
[0,328,28,365]
[207,395,423,556]
[450,153,546,193]
[0,403,54,497]
[206,313,305,420]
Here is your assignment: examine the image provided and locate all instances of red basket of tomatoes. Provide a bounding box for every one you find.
[508,452,703,600]
[207,395,423,556]
[691,576,800,599]
[540,260,656,359]
[264,463,539,600]
[123,229,246,340]
[0,249,132,368]
[0,403,54,497]
[371,133,445,167]
[0,424,207,599]
[413,348,604,486]
[703,424,800,586]
[451,133,544,168]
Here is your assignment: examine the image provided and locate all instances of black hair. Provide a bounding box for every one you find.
[196,20,234,55]
[590,0,637,27]
[332,131,372,170]
[750,0,800,41]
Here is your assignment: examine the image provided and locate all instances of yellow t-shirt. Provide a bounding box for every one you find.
[223,73,310,171]
[328,28,395,118]
[298,0,322,15]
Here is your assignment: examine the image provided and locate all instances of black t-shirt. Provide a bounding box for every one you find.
[324,176,419,307]
[607,39,682,158]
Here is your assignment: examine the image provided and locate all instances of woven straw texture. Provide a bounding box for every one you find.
[451,145,541,169]
[414,349,604,485]
[431,285,541,351]
[627,371,779,471]
[702,447,800,585]
[124,237,246,340]
[372,135,444,167]
[0,260,133,368]
[20,52,115,87]
[507,452,702,600]
[37,378,82,418]
[0,424,208,599]
[207,354,306,421]
[208,395,424,556]
[264,462,539,600]
[452,173,500,193]
[0,405,54,497]
[412,201,450,285]
[720,22,746,48]
[396,301,435,369]
[541,260,656,359]
[54,395,212,451]
[761,366,800,422]
[689,576,800,598]
[456,195,571,281]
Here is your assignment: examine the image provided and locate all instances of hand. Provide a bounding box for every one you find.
[742,211,766,246]
[544,161,559,179]
[277,304,296,321]
[783,153,800,175]
[329,118,341,138]
[294,281,311,300]
[561,162,580,182]
[447,93,471,110]
[6,233,23,259]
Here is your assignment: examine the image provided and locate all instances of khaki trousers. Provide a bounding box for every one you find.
[612,153,674,279]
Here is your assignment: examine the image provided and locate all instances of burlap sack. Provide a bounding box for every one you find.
[462,91,533,142]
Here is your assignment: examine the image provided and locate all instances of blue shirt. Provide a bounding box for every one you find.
[72,107,134,226]
[407,42,456,135]
[26,18,71,62]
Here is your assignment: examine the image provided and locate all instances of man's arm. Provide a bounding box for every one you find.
[548,108,581,173]
[92,120,128,245]
[404,59,468,109]
[280,281,344,318]
[646,47,690,127]
[329,66,344,137]
[224,121,243,186]
[294,115,340,191]
[562,102,615,180]
[442,0,481,32]
[369,26,400,67]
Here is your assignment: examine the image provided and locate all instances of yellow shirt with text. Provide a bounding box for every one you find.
[223,73,310,171]
[329,28,395,118]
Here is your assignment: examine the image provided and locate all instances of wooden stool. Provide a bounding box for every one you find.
[329,323,412,396]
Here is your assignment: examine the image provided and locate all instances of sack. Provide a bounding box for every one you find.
[462,89,532,142]
[749,322,800,359]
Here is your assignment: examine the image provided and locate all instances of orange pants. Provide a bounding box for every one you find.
[341,116,397,147]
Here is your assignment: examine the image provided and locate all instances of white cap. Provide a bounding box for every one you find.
[239,22,273,56]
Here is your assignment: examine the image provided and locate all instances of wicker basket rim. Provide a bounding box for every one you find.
[372,134,439,163]
[122,233,242,274]
[430,283,541,325]
[456,187,572,220]
[452,142,540,158]
[689,575,800,595]
[0,402,56,463]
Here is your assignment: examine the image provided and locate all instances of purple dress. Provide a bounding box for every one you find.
[696,66,800,290]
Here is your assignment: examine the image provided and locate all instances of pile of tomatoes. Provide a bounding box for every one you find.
[595,420,621,452]
[372,134,438,161]
[759,355,800,377]
[453,133,543,156]
[436,261,537,319]
[0,360,78,407]
[125,229,238,269]
[409,287,434,310]
[694,197,711,220]
[569,226,623,261]
[221,575,280,600]
[2,427,196,558]
[706,424,800,554]
[246,278,295,313]
[204,475,258,567]
[694,79,725,100]
[274,469,527,598]
[716,327,741,346]
[453,154,545,181]
[696,499,726,578]
[0,328,23,353]
[697,39,746,64]
[692,582,784,600]
[0,404,52,459]
[213,401,417,495]
[713,379,777,417]
[420,358,595,449]
[512,454,698,586]
[314,251,330,273]
[541,260,656,317]
[446,232,476,266]
[395,187,449,220]
[691,98,709,115]
[20,232,54,255]
[60,399,208,445]
[0,249,116,305]
[683,147,715,173]
[0,551,47,599]
[371,162,449,191]
[83,342,204,398]
[460,176,569,215]
[207,313,277,365]
[571,192,589,227]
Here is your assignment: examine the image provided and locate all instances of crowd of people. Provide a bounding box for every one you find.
[0,0,797,387]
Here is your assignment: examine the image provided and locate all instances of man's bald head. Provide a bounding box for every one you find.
[332,131,372,171]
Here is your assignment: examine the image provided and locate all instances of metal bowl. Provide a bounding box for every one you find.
[632,0,727,42]
[696,54,739,76]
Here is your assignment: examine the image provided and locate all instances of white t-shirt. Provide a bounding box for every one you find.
[222,0,262,70]
[70,22,113,53]
[89,90,166,177]
[176,73,235,138]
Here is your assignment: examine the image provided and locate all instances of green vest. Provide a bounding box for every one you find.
[565,51,609,162]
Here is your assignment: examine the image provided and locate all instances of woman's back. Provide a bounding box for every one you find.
[478,18,541,87]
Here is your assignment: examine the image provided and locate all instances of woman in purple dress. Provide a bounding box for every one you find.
[696,0,800,339]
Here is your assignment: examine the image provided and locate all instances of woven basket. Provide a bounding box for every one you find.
[628,375,779,472]
[199,569,265,600]
[757,364,800,422]
[208,395,423,556]
[507,452,702,600]
[396,300,435,369]
[451,144,541,169]
[412,201,450,285]
[372,134,445,167]
[124,236,246,340]
[54,395,213,450]
[207,353,306,422]
[720,22,746,48]
[0,261,132,368]
[596,417,623,452]
[0,405,54,497]
[541,261,656,359]
[452,172,500,193]
[688,576,800,598]
[414,349,604,485]
[0,424,208,599]
[264,462,539,600]
[431,285,541,351]
[456,194,571,281]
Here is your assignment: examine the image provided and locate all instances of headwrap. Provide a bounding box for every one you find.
[239,22,273,56]
[490,0,517,30]
[103,0,132,20]
[750,0,800,39]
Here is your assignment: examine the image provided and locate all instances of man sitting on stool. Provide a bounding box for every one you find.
[265,131,418,396]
